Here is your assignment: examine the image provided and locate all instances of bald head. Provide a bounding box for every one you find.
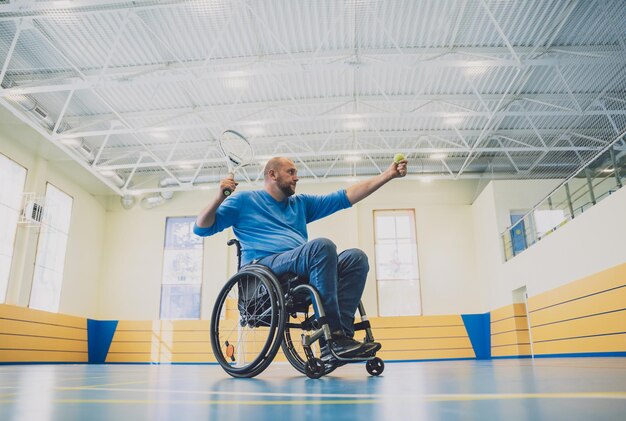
[263,157,293,180]
[263,157,299,199]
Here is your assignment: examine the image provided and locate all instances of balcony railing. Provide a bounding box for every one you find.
[502,141,626,261]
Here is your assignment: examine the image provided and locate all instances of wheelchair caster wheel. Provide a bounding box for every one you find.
[366,357,384,376]
[305,358,325,379]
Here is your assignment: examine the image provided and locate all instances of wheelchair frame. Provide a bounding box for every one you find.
[209,239,385,379]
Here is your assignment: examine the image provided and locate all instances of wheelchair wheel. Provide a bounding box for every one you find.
[366,357,385,376]
[210,268,285,378]
[281,311,339,376]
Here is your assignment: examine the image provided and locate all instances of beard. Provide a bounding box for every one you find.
[278,180,296,197]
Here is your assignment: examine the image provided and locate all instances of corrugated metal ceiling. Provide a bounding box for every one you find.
[0,0,624,198]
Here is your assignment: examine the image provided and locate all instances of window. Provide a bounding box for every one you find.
[160,217,203,319]
[29,184,73,312]
[534,209,566,238]
[0,154,27,303]
[373,210,421,316]
[509,212,528,256]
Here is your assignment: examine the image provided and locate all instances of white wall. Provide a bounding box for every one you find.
[473,178,626,310]
[0,117,485,320]
[98,190,233,320]
[7,117,623,322]
[98,179,483,319]
[0,125,106,318]
[492,179,563,232]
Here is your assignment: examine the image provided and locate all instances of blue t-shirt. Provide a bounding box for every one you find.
[193,189,351,264]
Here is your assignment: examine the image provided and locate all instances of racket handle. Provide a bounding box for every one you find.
[223,172,234,197]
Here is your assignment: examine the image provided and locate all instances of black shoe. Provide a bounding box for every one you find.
[321,340,381,361]
[329,331,367,357]
[353,341,382,358]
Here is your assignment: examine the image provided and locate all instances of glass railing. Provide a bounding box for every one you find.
[502,144,626,261]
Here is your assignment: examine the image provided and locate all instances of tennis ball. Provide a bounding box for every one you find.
[393,153,406,163]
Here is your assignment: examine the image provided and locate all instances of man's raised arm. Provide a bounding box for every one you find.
[346,159,407,206]
[195,177,237,228]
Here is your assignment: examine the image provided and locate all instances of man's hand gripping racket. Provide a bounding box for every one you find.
[218,130,254,197]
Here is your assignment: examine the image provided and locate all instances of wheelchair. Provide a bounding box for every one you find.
[209,239,385,379]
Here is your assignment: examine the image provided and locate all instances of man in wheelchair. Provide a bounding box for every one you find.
[194,155,408,359]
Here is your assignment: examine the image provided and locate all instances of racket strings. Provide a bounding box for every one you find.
[220,131,253,167]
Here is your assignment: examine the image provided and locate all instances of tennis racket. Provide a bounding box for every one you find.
[218,129,254,197]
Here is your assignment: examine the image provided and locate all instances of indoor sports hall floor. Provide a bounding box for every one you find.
[1,358,625,420]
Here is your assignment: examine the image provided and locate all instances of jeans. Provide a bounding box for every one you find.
[256,238,369,336]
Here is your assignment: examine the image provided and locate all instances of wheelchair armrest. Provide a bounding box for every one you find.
[227,239,242,271]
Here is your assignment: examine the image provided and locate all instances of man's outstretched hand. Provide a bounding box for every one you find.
[387,159,408,179]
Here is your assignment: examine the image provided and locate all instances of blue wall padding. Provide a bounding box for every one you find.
[462,313,491,360]
[87,319,118,363]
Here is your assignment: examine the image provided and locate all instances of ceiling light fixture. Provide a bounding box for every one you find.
[444,116,464,126]
[245,126,265,137]
[224,72,250,90]
[463,67,487,77]
[344,120,364,130]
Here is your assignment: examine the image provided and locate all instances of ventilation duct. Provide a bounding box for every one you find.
[76,142,95,163]
[8,95,54,129]
[7,95,97,164]
[140,193,172,209]
[9,95,37,111]
[59,137,83,148]
[160,190,174,200]
[120,194,136,210]
[99,170,125,188]
[159,175,218,187]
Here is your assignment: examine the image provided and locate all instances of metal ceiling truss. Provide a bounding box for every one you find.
[0,0,625,200]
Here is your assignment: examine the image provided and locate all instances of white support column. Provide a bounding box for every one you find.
[457,66,524,177]
[0,19,23,87]
[284,144,318,181]
[52,89,75,135]
[520,103,548,147]
[555,65,582,113]
[97,10,133,82]
[496,135,535,149]
[479,0,521,66]
[465,74,491,113]
[92,131,113,167]
[527,0,579,58]
[496,138,519,173]
[447,0,469,50]
[522,97,578,113]
[124,153,144,190]
[322,155,341,179]
[34,24,183,188]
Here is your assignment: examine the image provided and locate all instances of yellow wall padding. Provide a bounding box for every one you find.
[0,304,88,363]
[366,315,475,361]
[528,262,626,355]
[105,320,214,363]
[490,303,531,357]
[104,314,475,363]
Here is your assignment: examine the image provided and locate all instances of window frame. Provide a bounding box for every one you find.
[159,216,204,320]
[28,182,74,313]
[372,208,422,317]
[0,153,28,303]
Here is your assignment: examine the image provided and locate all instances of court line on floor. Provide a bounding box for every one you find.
[48,387,626,401]
[58,379,150,389]
[1,393,626,406]
[0,398,377,405]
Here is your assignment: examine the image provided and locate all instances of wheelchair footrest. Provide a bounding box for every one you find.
[353,321,371,331]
